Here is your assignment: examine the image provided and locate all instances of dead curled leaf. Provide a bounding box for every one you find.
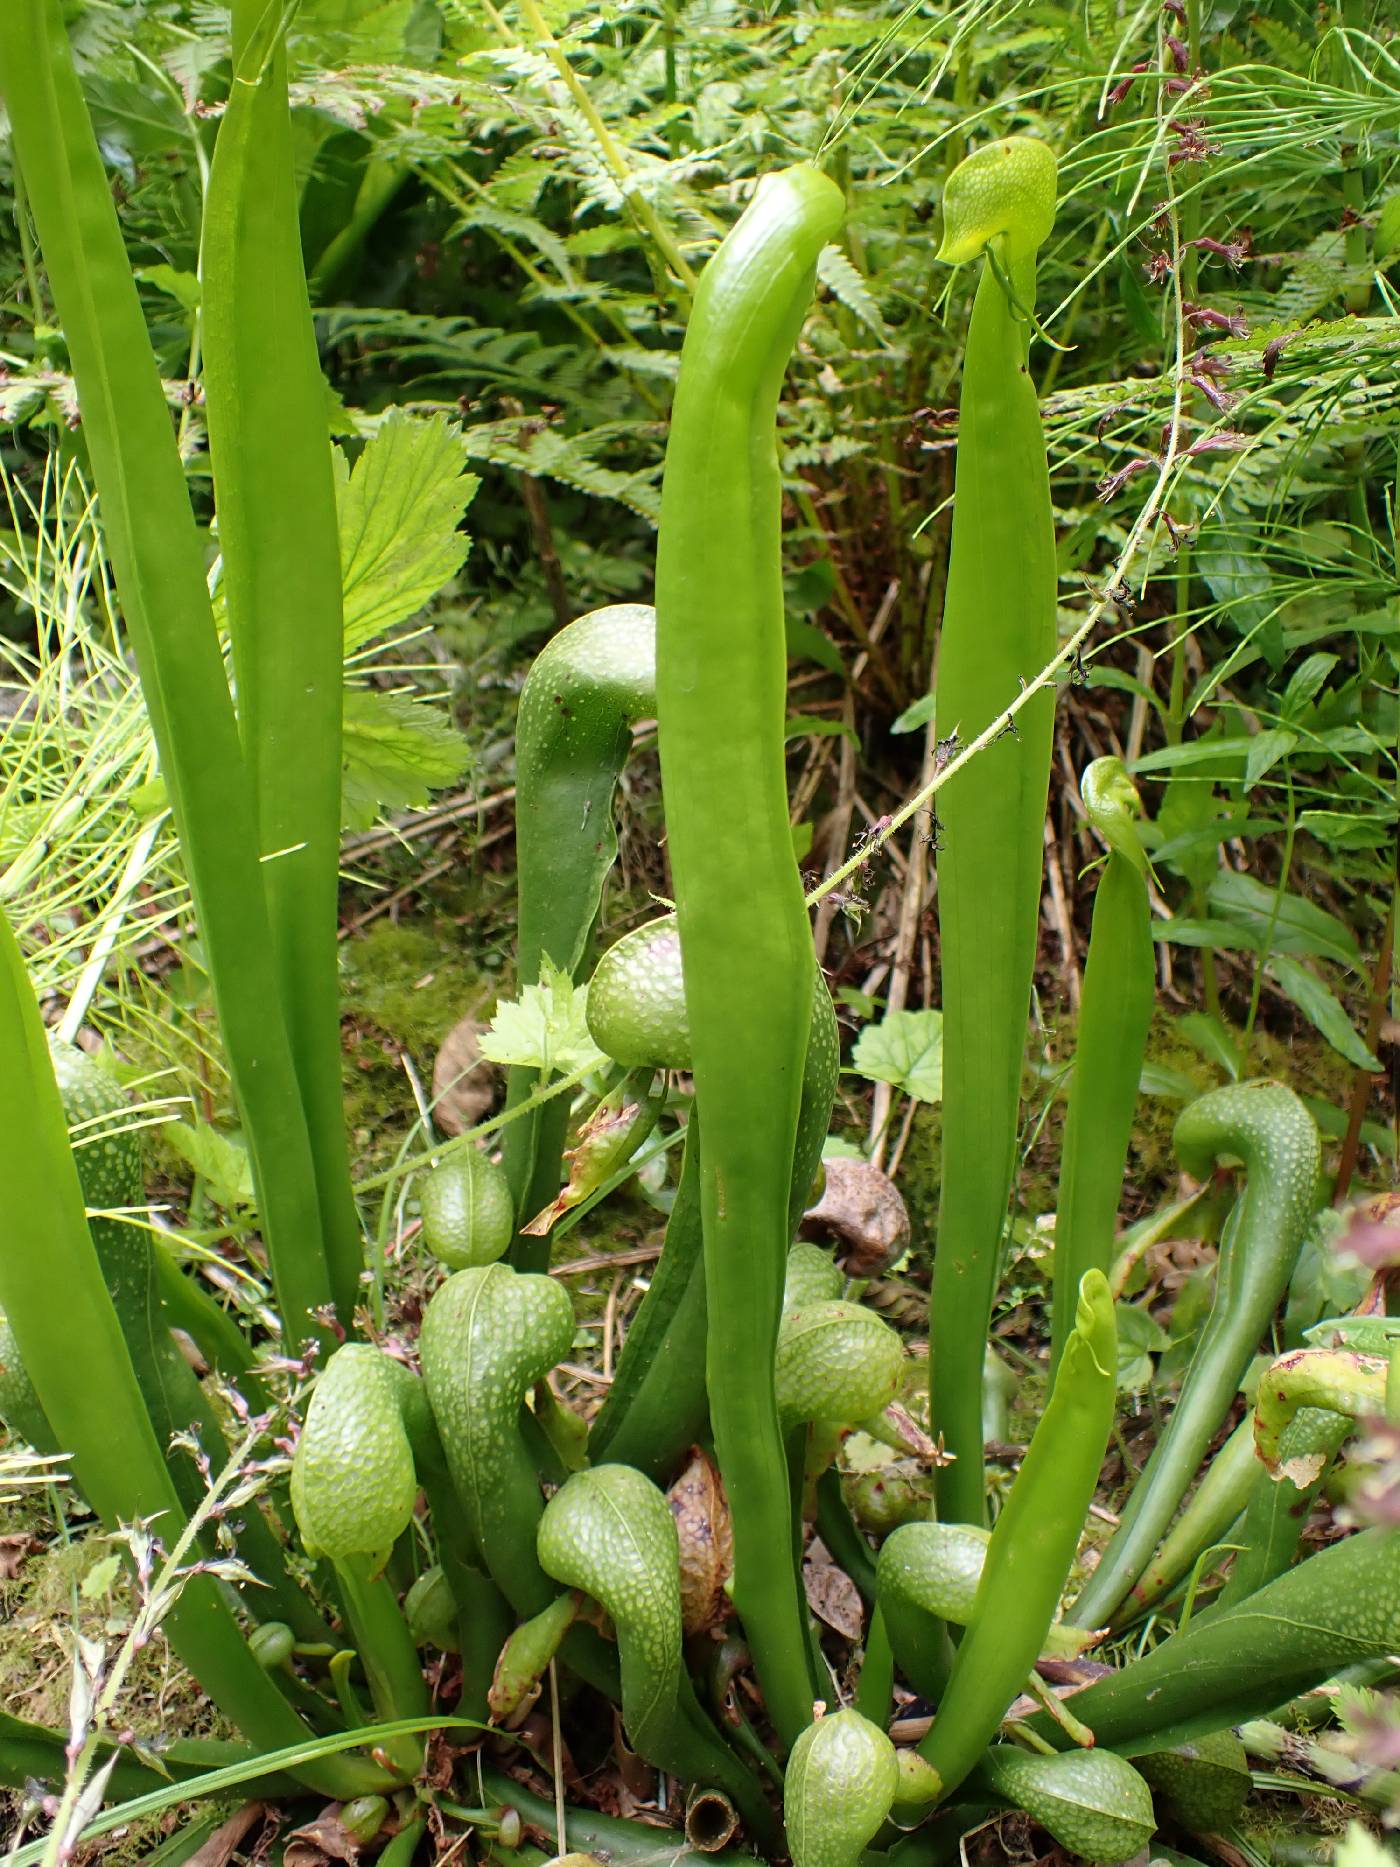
[800,1158,910,1277]
[666,1448,734,1635]
[1337,1191,1400,1272]
[802,1538,863,1642]
[284,1806,367,1865]
[0,1533,41,1581]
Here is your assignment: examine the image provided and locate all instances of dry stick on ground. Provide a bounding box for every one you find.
[603,1268,625,1381]
[813,693,858,968]
[1042,812,1081,1013]
[795,487,905,710]
[868,720,938,1170]
[338,824,515,940]
[552,1243,664,1278]
[886,1092,921,1183]
[807,455,1185,915]
[789,732,839,836]
[343,785,517,861]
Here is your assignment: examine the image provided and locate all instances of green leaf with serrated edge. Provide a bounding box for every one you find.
[134,264,200,313]
[786,616,846,677]
[81,1554,122,1599]
[1131,735,1253,773]
[1140,1062,1203,1101]
[1267,955,1381,1073]
[1116,1302,1169,1393]
[335,410,478,652]
[339,688,470,831]
[479,960,606,1076]
[1153,918,1264,952]
[1281,651,1338,716]
[1300,808,1397,851]
[850,1009,944,1103]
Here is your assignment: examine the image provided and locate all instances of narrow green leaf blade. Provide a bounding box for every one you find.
[0,0,336,1344]
[1267,955,1380,1072]
[202,0,361,1318]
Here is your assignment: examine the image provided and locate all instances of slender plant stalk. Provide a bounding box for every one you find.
[202,0,362,1323]
[655,164,844,1745]
[0,0,339,1348]
[1049,761,1154,1376]
[928,139,1060,1524]
[915,1272,1117,1804]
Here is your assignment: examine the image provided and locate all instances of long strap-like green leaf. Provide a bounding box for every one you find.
[0,0,336,1347]
[1049,760,1154,1376]
[916,1271,1117,1803]
[929,139,1059,1525]
[202,0,361,1321]
[654,165,843,1746]
[0,912,386,1801]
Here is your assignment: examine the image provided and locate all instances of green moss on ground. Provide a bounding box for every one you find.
[0,1496,232,1745]
[340,913,501,1173]
[0,1484,237,1864]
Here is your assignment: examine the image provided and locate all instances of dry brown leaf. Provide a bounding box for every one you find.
[667,1448,733,1635]
[802,1541,863,1641]
[1339,1191,1400,1271]
[801,1158,910,1277]
[432,1013,499,1136]
[284,1805,365,1865]
[0,1534,41,1581]
[186,1803,267,1867]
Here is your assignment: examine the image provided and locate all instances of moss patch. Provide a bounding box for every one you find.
[340,915,501,1172]
[0,1495,232,1747]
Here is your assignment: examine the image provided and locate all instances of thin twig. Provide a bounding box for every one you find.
[1042,813,1081,1013]
[519,470,572,633]
[342,785,517,860]
[549,1659,568,1857]
[338,826,512,939]
[550,1243,664,1278]
[602,1269,624,1383]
